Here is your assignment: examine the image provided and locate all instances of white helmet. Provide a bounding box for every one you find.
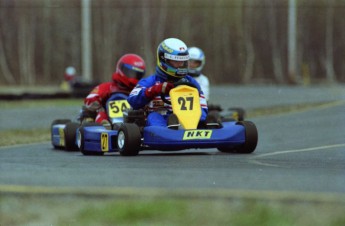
[157,38,190,82]
[188,47,205,77]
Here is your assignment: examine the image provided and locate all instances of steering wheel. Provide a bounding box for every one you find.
[160,79,198,105]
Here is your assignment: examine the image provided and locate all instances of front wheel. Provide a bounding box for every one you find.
[117,123,141,156]
[64,122,79,151]
[218,121,258,154]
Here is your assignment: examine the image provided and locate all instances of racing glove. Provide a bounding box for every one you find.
[144,82,174,99]
[95,111,111,129]
[84,94,102,111]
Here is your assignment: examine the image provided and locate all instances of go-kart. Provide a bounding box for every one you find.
[74,81,257,156]
[208,104,246,122]
[50,93,130,154]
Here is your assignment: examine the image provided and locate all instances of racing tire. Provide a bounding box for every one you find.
[51,119,71,149]
[117,123,141,156]
[218,121,258,154]
[78,122,104,156]
[64,122,80,152]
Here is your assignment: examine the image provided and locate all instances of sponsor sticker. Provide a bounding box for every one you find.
[101,133,109,152]
[183,130,212,140]
[164,53,189,61]
[130,87,141,95]
[59,127,65,146]
[162,42,174,53]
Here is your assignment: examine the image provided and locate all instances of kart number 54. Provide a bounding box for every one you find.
[108,100,130,118]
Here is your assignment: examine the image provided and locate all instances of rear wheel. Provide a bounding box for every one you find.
[64,122,79,151]
[78,123,104,156]
[117,123,141,156]
[51,119,71,126]
[218,121,258,154]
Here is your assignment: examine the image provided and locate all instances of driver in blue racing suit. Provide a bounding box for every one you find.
[127,38,208,128]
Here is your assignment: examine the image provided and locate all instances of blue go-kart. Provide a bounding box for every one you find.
[74,82,258,156]
[50,93,130,155]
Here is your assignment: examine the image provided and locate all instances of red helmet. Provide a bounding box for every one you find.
[112,54,146,89]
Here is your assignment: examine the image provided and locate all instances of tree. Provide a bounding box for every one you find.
[268,1,284,83]
[324,0,336,83]
[242,0,255,83]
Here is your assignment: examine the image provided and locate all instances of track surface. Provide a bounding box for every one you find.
[1,85,344,194]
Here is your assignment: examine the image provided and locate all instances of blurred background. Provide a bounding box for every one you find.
[0,0,344,86]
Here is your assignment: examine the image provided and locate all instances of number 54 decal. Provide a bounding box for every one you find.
[108,100,130,118]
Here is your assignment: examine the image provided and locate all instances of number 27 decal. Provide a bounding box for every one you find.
[178,97,194,110]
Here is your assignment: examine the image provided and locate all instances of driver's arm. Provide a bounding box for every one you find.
[186,76,208,121]
[127,84,150,110]
[199,90,208,121]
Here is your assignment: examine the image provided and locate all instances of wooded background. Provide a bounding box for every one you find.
[0,0,344,86]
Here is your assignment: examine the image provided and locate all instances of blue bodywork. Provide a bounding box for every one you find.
[51,93,127,152]
[51,124,66,148]
[142,121,245,150]
[79,121,245,153]
[77,93,127,154]
[79,126,118,153]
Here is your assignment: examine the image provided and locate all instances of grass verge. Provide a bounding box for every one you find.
[0,128,50,147]
[0,98,82,109]
[1,192,345,226]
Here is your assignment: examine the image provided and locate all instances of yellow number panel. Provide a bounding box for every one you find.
[170,85,201,130]
[107,100,130,118]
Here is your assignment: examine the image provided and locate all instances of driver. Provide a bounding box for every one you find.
[188,47,210,101]
[127,38,208,128]
[79,54,146,129]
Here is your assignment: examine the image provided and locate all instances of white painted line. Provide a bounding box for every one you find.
[253,143,345,159]
[249,143,345,167]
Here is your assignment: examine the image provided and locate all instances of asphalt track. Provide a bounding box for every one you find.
[1,85,345,198]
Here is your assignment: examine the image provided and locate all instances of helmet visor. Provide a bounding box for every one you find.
[166,59,188,69]
[188,60,202,69]
[121,63,145,80]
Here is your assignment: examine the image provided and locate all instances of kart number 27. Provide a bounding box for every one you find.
[178,97,194,110]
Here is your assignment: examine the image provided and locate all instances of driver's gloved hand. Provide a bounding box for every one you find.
[145,82,174,99]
